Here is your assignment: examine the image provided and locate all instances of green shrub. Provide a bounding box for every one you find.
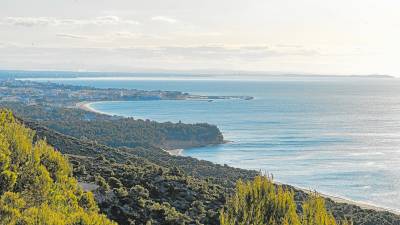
[220,176,349,225]
[0,110,115,225]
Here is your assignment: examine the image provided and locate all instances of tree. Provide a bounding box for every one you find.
[301,193,336,225]
[220,176,349,225]
[302,193,352,225]
[0,171,17,193]
[220,176,300,225]
[0,110,116,225]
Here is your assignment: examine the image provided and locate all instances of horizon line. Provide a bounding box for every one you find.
[0,69,396,79]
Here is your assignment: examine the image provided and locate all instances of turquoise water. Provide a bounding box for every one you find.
[33,77,400,211]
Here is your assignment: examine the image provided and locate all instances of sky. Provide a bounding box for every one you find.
[1,0,399,76]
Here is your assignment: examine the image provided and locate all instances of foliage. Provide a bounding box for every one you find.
[302,193,338,225]
[220,176,351,225]
[5,105,400,225]
[220,176,300,225]
[25,116,257,188]
[24,118,400,225]
[1,102,224,150]
[69,154,225,225]
[0,110,115,225]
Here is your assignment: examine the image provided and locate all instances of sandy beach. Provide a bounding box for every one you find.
[76,101,107,115]
[164,149,184,156]
[322,193,399,215]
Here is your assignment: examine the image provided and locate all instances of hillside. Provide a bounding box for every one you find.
[0,110,114,224]
[22,117,400,225]
[0,102,224,150]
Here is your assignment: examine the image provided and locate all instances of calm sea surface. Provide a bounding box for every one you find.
[33,77,400,211]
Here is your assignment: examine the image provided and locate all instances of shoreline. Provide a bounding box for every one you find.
[75,101,109,115]
[75,100,400,216]
[163,148,184,156]
[299,186,400,215]
[75,97,252,115]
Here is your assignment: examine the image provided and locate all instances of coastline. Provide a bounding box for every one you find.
[75,101,108,115]
[301,188,400,215]
[75,100,400,216]
[163,148,184,156]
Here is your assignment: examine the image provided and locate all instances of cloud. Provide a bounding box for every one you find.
[150,45,319,60]
[275,44,304,48]
[0,44,320,60]
[3,17,54,27]
[1,16,140,27]
[56,33,88,39]
[54,31,165,42]
[113,31,143,38]
[91,16,140,25]
[176,31,222,37]
[0,44,323,73]
[151,16,178,24]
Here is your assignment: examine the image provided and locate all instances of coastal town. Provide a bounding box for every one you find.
[0,79,253,107]
[0,79,188,107]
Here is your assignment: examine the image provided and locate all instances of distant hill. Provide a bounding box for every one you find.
[1,102,224,150]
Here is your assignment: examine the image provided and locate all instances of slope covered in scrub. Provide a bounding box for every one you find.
[0,110,115,225]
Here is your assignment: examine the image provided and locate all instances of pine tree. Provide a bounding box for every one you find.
[301,193,337,225]
[220,176,350,225]
[220,176,300,225]
[0,110,116,225]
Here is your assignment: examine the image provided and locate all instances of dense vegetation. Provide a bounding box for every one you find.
[22,116,400,225]
[46,118,223,149]
[0,102,224,149]
[220,176,350,225]
[0,103,399,224]
[1,78,398,224]
[0,110,114,224]
[70,155,226,224]
[25,120,247,224]
[26,118,258,188]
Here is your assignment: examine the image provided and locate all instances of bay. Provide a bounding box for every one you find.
[34,76,400,211]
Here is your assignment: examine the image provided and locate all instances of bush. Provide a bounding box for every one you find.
[220,176,349,225]
[0,110,115,224]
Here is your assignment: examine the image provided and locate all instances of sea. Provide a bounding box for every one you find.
[23,76,400,212]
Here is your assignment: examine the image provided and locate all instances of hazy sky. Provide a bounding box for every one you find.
[1,0,399,75]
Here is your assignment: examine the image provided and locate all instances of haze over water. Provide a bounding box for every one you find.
[34,76,400,211]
